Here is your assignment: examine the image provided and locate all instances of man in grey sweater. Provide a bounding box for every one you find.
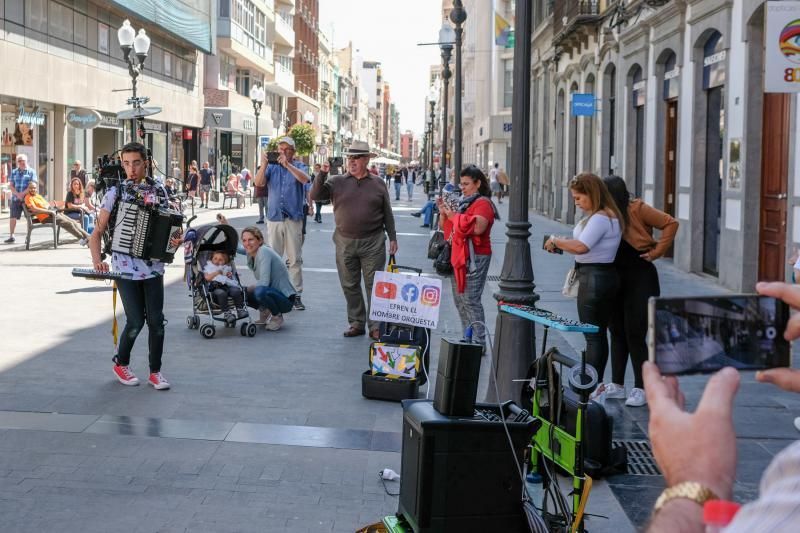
[310,141,398,339]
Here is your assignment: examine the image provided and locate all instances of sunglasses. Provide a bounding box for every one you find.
[347,155,368,160]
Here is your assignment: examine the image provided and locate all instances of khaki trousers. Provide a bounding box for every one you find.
[267,218,303,293]
[333,231,386,331]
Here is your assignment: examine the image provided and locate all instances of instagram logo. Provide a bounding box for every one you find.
[421,285,440,306]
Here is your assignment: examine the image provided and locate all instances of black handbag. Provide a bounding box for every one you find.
[433,241,453,275]
[427,230,446,260]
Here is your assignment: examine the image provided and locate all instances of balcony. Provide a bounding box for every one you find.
[264,54,295,97]
[274,11,295,47]
[553,0,603,53]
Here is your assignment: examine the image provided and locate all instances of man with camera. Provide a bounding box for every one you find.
[253,136,310,311]
[310,140,397,339]
[645,281,800,532]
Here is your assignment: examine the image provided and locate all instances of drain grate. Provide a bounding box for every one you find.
[487,275,501,282]
[613,440,662,476]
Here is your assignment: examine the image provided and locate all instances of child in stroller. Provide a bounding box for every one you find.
[203,251,248,321]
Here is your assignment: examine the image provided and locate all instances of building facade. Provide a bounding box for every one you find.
[0,0,211,209]
[287,0,319,141]
[529,0,800,290]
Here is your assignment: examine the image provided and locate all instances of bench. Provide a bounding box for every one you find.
[21,203,60,250]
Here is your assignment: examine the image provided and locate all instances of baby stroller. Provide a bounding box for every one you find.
[184,223,258,339]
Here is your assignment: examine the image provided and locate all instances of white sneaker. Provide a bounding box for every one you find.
[254,309,271,325]
[265,314,284,331]
[604,383,626,399]
[625,387,647,407]
[794,417,800,432]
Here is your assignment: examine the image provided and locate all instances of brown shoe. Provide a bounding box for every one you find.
[343,326,366,337]
[369,329,381,341]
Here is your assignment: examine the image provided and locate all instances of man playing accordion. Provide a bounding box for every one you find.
[88,142,182,391]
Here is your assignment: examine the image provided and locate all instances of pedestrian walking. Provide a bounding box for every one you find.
[89,142,182,390]
[393,169,403,201]
[5,153,37,243]
[489,162,503,204]
[598,175,678,407]
[544,173,624,382]
[239,226,297,331]
[253,136,310,311]
[437,165,499,346]
[310,140,398,340]
[406,167,416,201]
[198,161,215,208]
[314,162,330,223]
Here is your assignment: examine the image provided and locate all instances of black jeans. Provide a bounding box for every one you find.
[576,264,619,380]
[610,242,660,389]
[115,276,165,372]
[210,283,244,311]
[314,201,323,221]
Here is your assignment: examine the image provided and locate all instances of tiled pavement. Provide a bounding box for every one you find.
[0,190,797,532]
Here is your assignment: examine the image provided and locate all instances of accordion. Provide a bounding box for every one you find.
[110,201,184,263]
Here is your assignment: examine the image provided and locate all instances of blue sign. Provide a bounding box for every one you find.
[571,94,596,116]
[259,136,270,149]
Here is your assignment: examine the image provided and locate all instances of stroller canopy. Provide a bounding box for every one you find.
[186,223,239,259]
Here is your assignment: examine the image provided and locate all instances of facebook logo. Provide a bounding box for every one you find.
[401,284,419,303]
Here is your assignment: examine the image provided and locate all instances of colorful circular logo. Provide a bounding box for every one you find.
[780,19,800,64]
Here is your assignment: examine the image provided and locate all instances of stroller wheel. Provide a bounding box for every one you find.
[246,323,257,337]
[191,316,200,329]
[186,316,194,329]
[240,323,248,336]
[200,324,215,339]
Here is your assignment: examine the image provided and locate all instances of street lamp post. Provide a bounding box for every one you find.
[490,0,537,403]
[250,85,265,171]
[428,98,436,175]
[450,1,467,176]
[438,23,455,189]
[117,19,151,143]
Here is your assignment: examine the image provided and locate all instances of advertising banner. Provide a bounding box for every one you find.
[765,1,800,92]
[369,271,442,329]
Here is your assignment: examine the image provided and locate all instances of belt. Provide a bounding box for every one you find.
[574,262,615,269]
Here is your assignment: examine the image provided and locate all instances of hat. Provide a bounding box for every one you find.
[278,136,296,148]
[343,140,377,158]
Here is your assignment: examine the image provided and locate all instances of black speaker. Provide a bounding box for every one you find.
[433,338,482,416]
[398,399,539,532]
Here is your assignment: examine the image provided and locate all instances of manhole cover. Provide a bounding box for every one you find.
[613,440,661,476]
[487,275,501,281]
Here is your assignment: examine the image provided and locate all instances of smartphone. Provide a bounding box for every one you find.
[647,294,791,375]
[267,151,280,164]
[543,235,563,254]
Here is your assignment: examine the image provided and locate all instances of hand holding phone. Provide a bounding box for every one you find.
[543,235,563,254]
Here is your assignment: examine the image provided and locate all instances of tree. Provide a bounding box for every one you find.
[287,123,316,156]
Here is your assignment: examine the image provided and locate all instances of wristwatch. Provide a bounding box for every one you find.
[654,481,718,513]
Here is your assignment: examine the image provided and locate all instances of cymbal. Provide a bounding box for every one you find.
[116,106,162,119]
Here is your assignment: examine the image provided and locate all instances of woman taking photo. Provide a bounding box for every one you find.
[239,226,297,331]
[601,176,678,407]
[545,173,624,382]
[438,165,499,347]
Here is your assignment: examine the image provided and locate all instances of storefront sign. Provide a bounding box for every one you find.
[766,1,800,91]
[183,128,193,140]
[571,93,596,116]
[503,122,512,132]
[142,121,166,134]
[67,108,102,129]
[100,113,122,129]
[242,118,255,132]
[16,105,45,126]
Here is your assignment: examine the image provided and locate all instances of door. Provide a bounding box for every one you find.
[758,93,790,281]
[703,87,724,276]
[663,99,678,257]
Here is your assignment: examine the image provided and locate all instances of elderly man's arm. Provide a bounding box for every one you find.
[310,173,332,203]
[285,160,310,184]
[253,152,268,187]
[381,183,398,255]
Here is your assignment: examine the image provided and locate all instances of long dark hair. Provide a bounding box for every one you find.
[460,165,491,197]
[603,175,630,227]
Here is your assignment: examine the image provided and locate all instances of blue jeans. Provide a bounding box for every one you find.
[407,182,414,200]
[247,286,294,315]
[394,182,401,200]
[256,196,267,221]
[419,201,436,227]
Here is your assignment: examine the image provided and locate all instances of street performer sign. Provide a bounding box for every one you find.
[369,271,442,329]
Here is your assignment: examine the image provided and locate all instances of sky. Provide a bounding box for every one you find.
[318,0,443,136]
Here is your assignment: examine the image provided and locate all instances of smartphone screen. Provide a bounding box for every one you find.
[648,294,791,375]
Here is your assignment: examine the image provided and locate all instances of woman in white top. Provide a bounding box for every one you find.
[545,173,624,380]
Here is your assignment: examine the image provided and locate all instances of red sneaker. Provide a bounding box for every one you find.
[148,372,171,390]
[113,364,139,386]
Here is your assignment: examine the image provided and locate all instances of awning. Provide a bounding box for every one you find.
[372,156,401,166]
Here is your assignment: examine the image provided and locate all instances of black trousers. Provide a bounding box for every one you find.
[610,242,660,389]
[314,201,323,221]
[115,276,165,373]
[210,283,244,311]
[576,264,619,381]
